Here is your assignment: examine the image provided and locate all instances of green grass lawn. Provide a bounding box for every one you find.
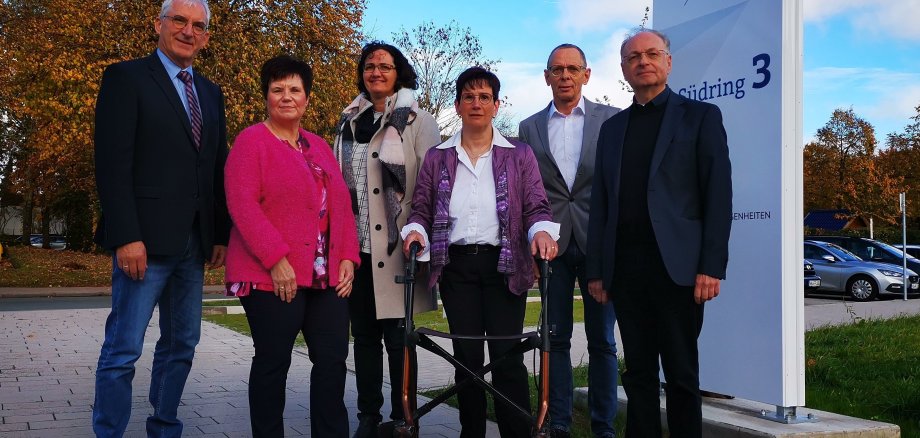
[203,299,241,306]
[203,301,584,350]
[420,361,626,437]
[805,315,920,435]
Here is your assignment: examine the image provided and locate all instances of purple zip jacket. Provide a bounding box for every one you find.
[407,133,553,295]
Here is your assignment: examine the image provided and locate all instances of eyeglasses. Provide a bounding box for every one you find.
[363,63,395,74]
[460,93,494,105]
[547,65,586,77]
[622,49,669,65]
[162,15,207,35]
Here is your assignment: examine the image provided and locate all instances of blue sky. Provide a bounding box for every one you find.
[361,0,920,145]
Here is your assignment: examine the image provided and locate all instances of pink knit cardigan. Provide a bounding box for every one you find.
[224,123,360,288]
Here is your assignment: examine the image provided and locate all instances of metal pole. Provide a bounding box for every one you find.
[902,193,908,301]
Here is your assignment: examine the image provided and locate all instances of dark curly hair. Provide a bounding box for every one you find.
[356,41,418,96]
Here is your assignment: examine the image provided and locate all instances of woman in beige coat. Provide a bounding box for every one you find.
[333,41,441,438]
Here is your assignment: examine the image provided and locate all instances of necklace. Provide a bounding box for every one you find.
[264,120,300,149]
[461,143,490,157]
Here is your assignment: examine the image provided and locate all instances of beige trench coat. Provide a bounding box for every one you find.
[335,94,442,319]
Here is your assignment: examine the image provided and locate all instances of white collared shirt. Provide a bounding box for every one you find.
[546,97,586,191]
[447,130,504,246]
[402,127,560,260]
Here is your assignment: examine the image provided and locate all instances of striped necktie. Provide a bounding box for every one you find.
[177,70,202,150]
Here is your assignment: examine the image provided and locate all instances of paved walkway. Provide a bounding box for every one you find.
[2,291,920,437]
[0,307,494,437]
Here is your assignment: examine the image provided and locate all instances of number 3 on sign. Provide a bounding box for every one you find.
[752,53,771,89]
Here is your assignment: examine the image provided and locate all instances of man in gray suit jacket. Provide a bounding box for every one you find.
[587,29,732,437]
[518,44,620,438]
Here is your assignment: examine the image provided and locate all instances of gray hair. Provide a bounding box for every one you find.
[546,43,587,69]
[620,28,671,57]
[160,0,211,26]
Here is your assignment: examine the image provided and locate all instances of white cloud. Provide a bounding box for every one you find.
[803,0,871,22]
[498,29,635,129]
[804,0,920,41]
[492,61,551,126]
[554,0,652,35]
[887,86,920,120]
[852,1,920,40]
[804,66,920,141]
[582,29,634,108]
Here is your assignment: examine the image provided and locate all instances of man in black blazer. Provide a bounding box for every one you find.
[518,44,620,438]
[586,29,732,437]
[92,1,230,436]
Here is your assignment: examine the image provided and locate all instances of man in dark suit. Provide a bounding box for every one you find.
[92,1,230,436]
[586,29,732,437]
[518,44,620,438]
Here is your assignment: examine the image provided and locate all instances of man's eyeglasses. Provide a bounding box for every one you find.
[460,93,495,105]
[547,65,586,77]
[162,15,207,35]
[622,49,669,65]
[364,63,395,74]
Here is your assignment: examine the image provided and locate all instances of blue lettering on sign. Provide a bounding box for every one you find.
[752,53,771,89]
[677,53,772,102]
[678,77,746,101]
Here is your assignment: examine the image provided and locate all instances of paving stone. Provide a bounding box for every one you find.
[27,417,88,429]
[0,307,484,438]
[2,413,55,423]
[0,422,29,432]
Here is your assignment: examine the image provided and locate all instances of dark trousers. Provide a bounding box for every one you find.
[546,242,618,437]
[241,287,349,438]
[612,243,704,438]
[439,248,531,438]
[348,252,413,422]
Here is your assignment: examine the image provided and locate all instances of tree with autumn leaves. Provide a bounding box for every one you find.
[804,106,920,228]
[0,0,365,250]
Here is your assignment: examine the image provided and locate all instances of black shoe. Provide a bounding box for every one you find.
[550,428,571,438]
[352,416,381,438]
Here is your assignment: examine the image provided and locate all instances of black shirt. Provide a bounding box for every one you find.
[616,87,670,246]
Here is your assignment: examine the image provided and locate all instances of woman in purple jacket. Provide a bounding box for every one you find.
[402,67,559,437]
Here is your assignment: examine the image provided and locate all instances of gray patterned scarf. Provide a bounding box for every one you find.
[335,89,419,254]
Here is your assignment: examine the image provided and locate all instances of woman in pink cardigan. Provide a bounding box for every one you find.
[224,55,360,438]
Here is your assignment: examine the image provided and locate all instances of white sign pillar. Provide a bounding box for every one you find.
[653,0,805,410]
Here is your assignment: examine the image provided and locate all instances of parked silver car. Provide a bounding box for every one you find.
[804,259,821,291]
[804,240,919,301]
[893,244,920,260]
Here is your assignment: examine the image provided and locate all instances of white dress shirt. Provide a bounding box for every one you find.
[546,97,586,191]
[401,127,560,260]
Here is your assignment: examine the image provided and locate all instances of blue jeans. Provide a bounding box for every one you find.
[93,232,205,438]
[547,243,618,437]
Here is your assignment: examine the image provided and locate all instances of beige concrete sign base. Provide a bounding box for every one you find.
[575,387,900,437]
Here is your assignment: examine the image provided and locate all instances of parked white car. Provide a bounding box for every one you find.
[29,235,67,250]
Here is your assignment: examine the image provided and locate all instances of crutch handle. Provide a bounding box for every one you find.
[407,241,422,276]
